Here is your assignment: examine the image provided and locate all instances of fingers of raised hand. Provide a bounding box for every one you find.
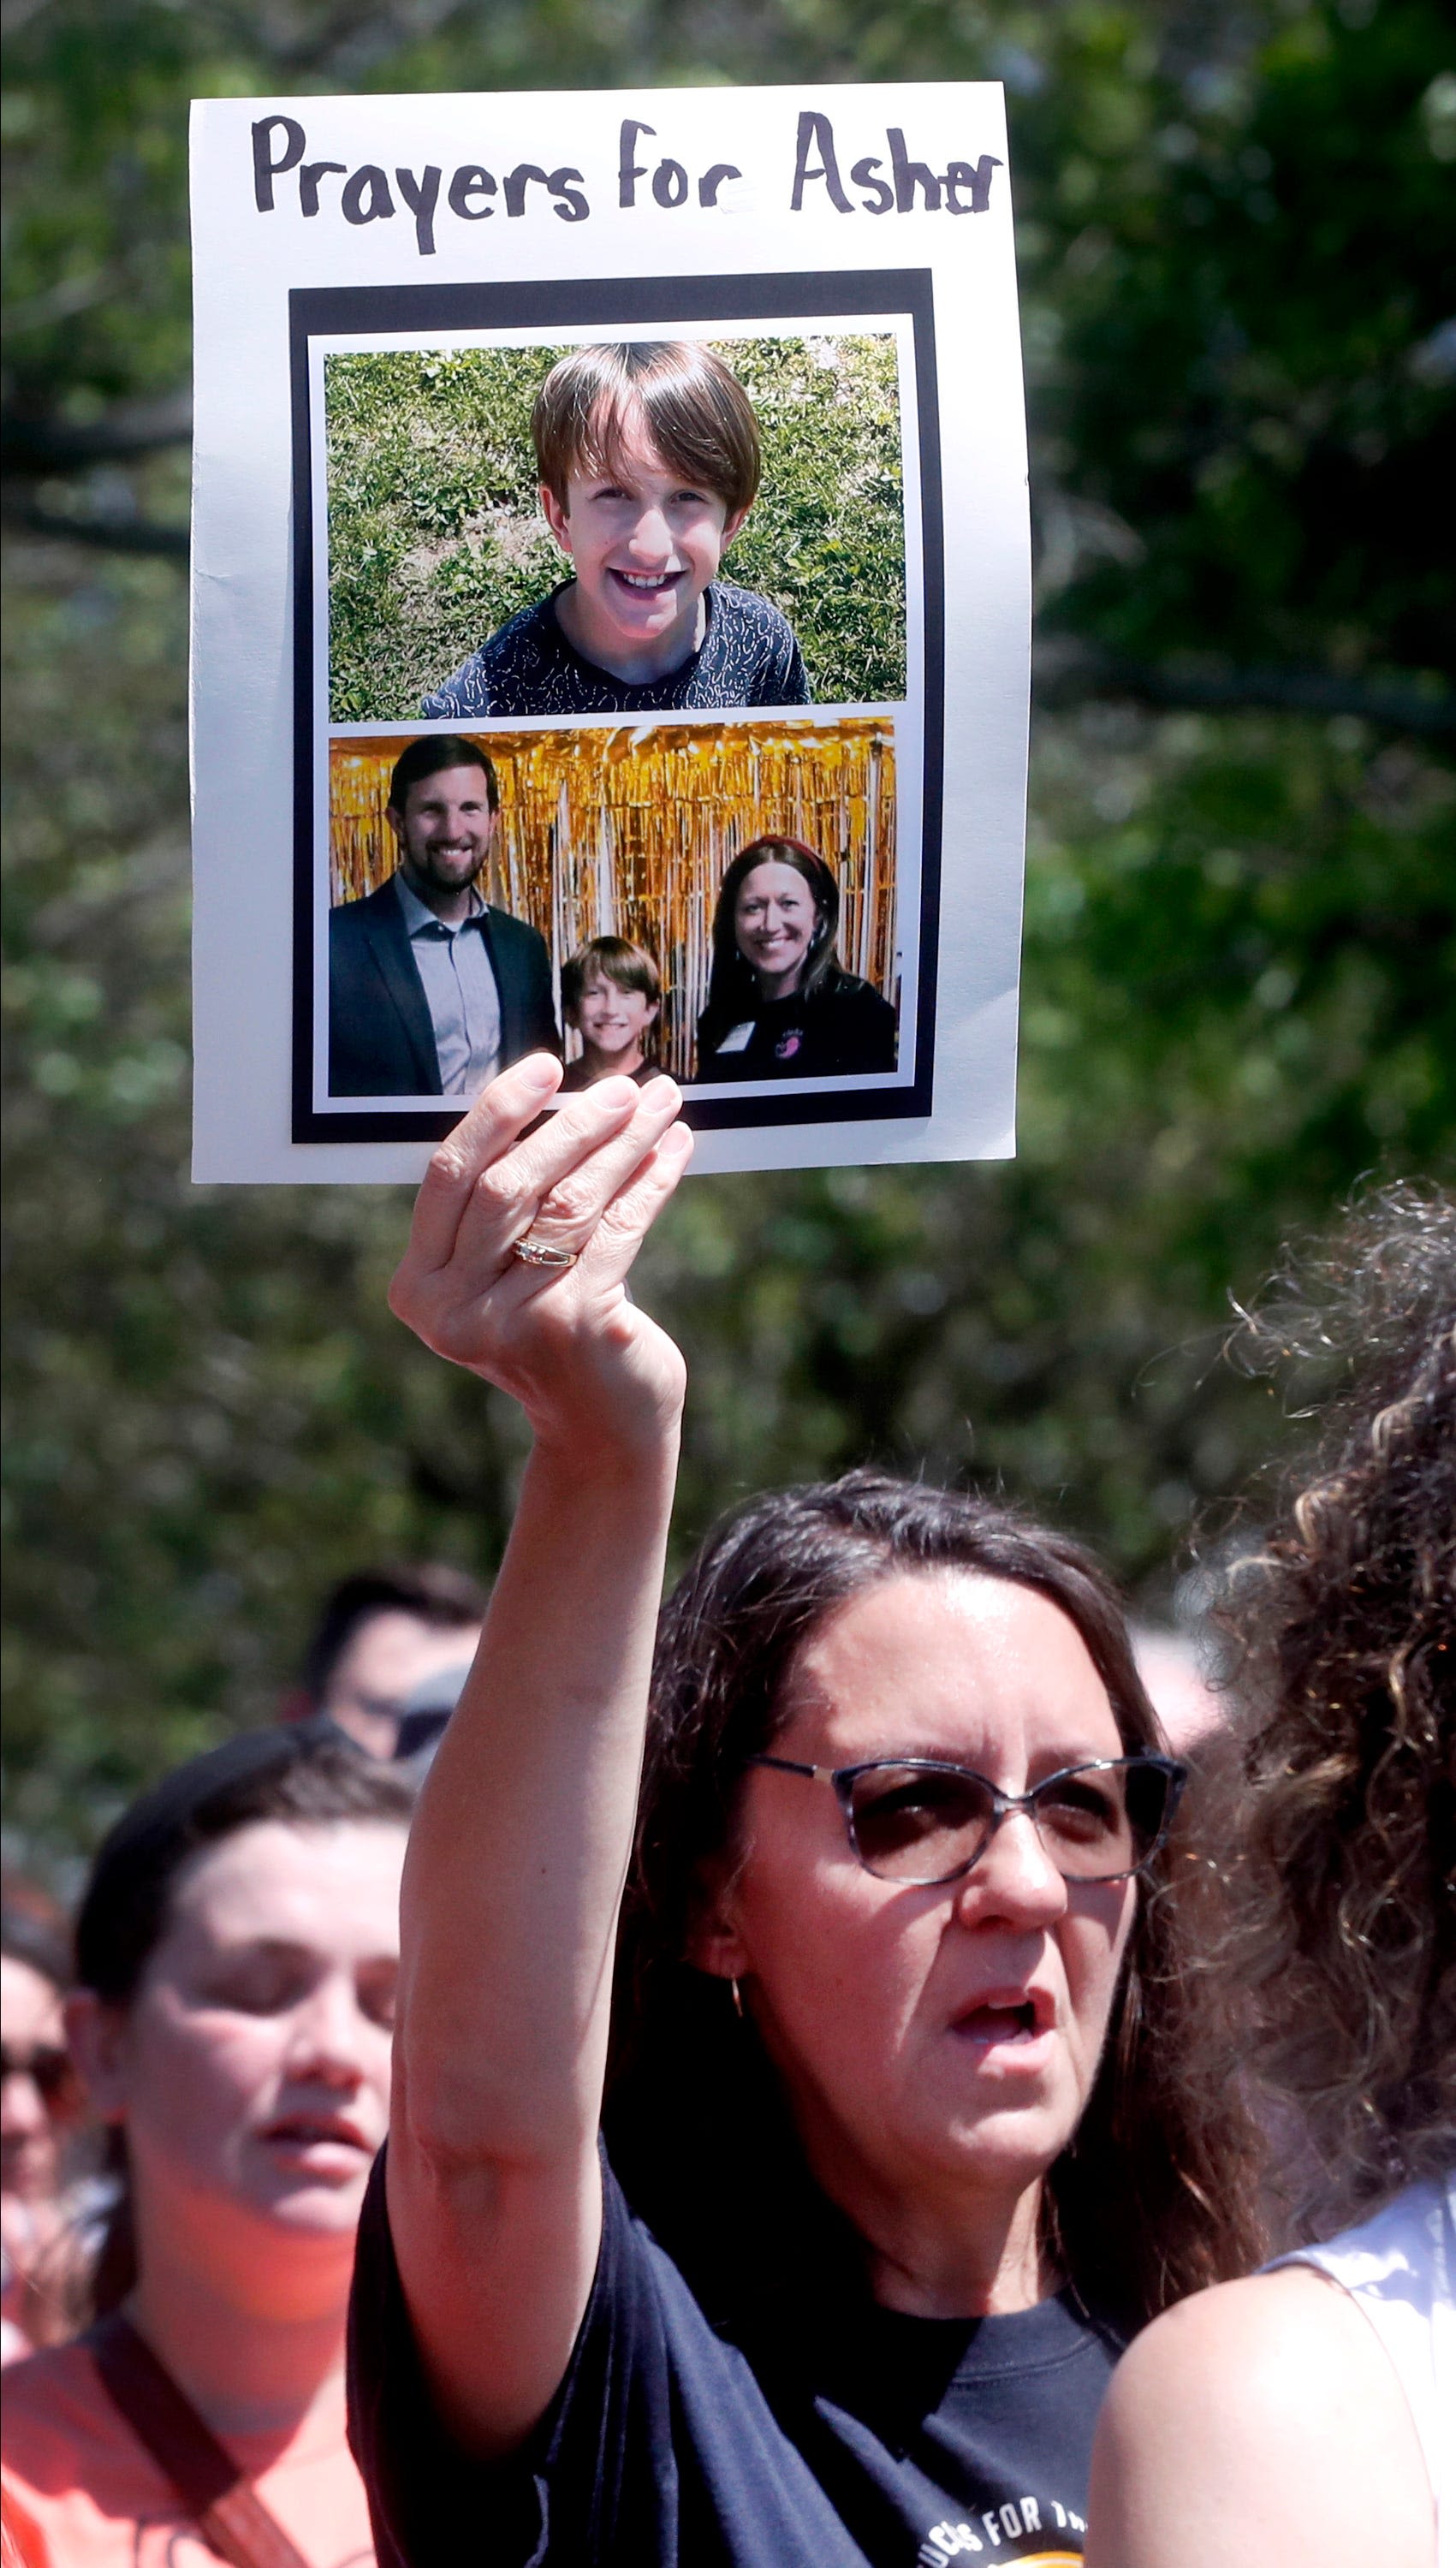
[402,1054,563,1275]
[455,1074,683,1273]
[568,1119,695,1295]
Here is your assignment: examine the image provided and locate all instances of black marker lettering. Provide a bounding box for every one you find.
[944,154,1002,211]
[252,115,306,211]
[299,160,347,217]
[851,154,893,213]
[341,164,395,224]
[447,165,496,218]
[888,128,941,211]
[791,110,851,212]
[504,163,549,216]
[395,164,442,253]
[651,158,688,208]
[698,162,740,205]
[619,119,655,208]
[549,165,589,222]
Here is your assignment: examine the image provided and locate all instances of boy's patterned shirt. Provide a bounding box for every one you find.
[420,579,811,718]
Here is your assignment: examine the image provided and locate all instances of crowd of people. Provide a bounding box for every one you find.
[1,1056,1450,2567]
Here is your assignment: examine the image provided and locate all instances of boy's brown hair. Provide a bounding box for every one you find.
[532,342,761,520]
[561,935,663,1020]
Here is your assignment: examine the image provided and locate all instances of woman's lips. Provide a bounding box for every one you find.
[259,2113,373,2161]
[957,2003,1037,2042]
[949,1989,1056,2061]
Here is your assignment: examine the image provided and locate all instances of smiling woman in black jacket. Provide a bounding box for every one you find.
[694,836,898,1082]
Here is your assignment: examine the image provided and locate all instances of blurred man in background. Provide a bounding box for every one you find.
[282,1563,486,1761]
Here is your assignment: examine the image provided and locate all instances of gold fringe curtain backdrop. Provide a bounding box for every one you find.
[329,719,898,1081]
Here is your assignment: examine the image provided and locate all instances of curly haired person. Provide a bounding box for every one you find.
[1087,1182,1455,2568]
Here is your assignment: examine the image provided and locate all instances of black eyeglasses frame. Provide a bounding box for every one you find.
[741,1751,1189,1887]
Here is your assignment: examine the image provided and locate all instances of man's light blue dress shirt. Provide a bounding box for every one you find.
[395,874,503,1097]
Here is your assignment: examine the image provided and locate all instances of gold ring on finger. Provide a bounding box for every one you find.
[510,1234,581,1270]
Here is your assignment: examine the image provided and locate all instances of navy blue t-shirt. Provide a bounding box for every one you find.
[420,580,811,719]
[348,2151,1119,2566]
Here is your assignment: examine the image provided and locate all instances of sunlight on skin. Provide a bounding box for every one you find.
[67,1818,407,2432]
[692,1571,1138,2319]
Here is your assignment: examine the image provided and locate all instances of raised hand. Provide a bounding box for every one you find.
[388,1053,692,1450]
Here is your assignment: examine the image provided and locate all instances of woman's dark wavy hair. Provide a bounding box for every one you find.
[74,1731,415,2315]
[606,1471,1266,2345]
[700,838,843,1040]
[1212,1180,1455,2239]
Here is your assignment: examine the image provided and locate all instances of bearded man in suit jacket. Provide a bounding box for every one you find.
[329,735,560,1098]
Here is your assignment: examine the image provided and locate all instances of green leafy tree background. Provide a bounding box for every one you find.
[3,0,1452,1873]
[327,334,906,716]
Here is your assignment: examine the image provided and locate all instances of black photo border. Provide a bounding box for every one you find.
[289,271,943,1144]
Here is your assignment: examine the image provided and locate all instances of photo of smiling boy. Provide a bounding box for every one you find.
[559,936,663,1090]
[421,342,811,718]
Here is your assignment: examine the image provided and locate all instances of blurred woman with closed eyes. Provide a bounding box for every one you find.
[1,1733,413,2568]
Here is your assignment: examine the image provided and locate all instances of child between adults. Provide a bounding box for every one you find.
[421,343,811,719]
[1,1733,413,2567]
[559,937,663,1091]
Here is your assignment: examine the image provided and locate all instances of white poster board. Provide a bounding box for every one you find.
[189,85,1030,1180]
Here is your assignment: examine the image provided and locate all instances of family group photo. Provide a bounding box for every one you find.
[325,721,900,1097]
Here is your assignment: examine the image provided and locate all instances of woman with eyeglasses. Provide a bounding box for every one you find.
[346,1056,1263,2568]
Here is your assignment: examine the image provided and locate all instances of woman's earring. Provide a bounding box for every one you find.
[730,1977,745,2020]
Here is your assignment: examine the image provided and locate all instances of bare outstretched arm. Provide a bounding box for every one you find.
[383,1055,692,2452]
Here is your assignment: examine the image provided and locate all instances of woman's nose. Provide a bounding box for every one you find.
[954,1809,1069,1926]
[283,1981,371,2085]
[1,2072,51,2137]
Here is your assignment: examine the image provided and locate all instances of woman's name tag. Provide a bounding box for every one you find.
[715,1022,757,1055]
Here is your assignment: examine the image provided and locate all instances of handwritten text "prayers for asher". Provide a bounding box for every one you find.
[248,110,1001,257]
